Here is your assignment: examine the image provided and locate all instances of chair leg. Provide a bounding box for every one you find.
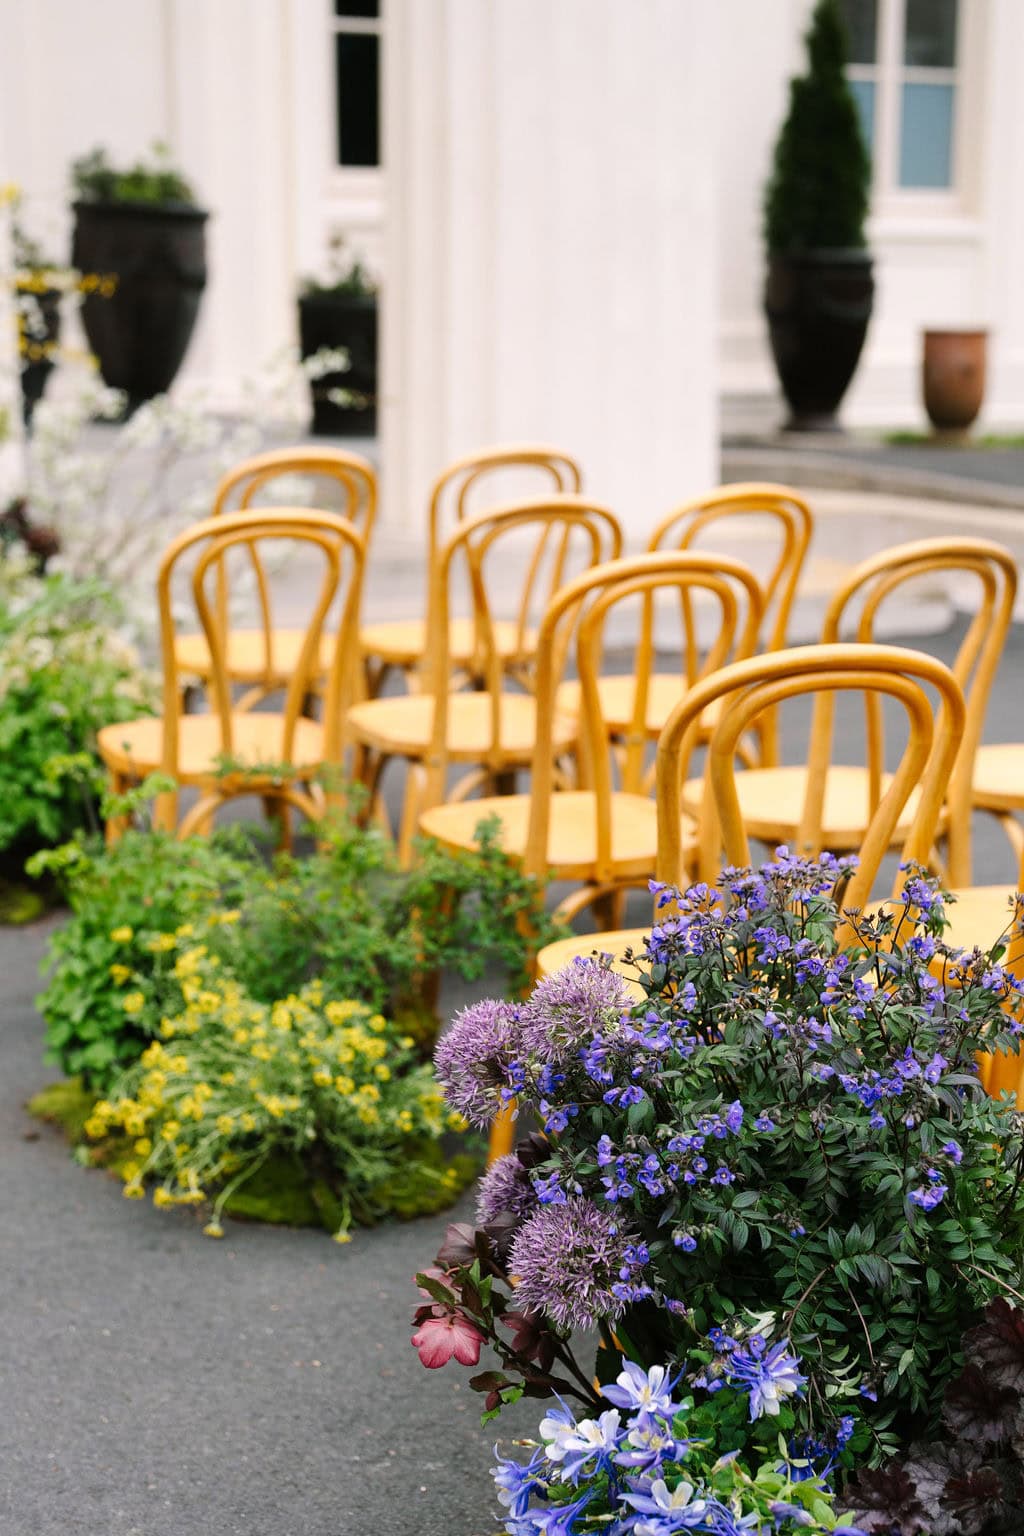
[487,1106,518,1163]
[104,772,130,847]
[397,762,427,870]
[592,885,626,932]
[261,795,292,852]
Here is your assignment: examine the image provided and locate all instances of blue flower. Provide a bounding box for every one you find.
[603,1359,682,1418]
[522,1491,592,1534]
[941,1138,963,1165]
[492,1447,545,1517]
[673,1231,697,1253]
[910,1181,947,1211]
[754,1112,776,1132]
[726,1338,806,1420]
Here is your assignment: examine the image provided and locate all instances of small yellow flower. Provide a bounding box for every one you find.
[161,1120,182,1141]
[175,923,195,939]
[203,1221,225,1238]
[263,1095,286,1119]
[250,1042,273,1062]
[169,1055,188,1073]
[109,964,131,985]
[218,910,241,926]
[240,1112,257,1133]
[123,1181,146,1200]
[160,1019,178,1039]
[232,1029,250,1046]
[153,1187,174,1208]
[145,932,177,953]
[84,1116,107,1140]
[134,1137,152,1156]
[220,1071,237,1086]
[374,1064,391,1083]
[120,1161,142,1183]
[216,1114,234,1136]
[121,992,146,1015]
[110,926,133,944]
[313,1068,332,1087]
[333,1230,353,1245]
[399,1036,415,1049]
[368,1014,387,1034]
[334,1075,354,1095]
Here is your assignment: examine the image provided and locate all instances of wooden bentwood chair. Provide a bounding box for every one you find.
[417,549,766,929]
[508,643,966,1162]
[553,482,812,776]
[173,447,376,708]
[677,537,1017,888]
[347,498,622,866]
[98,508,365,843]
[358,444,582,696]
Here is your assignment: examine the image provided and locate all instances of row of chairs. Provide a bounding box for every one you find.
[96,444,1024,946]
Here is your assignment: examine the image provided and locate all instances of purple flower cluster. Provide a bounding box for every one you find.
[508,1197,650,1332]
[434,998,523,1128]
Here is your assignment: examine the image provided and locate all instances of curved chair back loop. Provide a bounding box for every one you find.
[525,551,766,885]
[207,448,377,680]
[158,507,366,780]
[819,537,1018,885]
[424,498,621,796]
[655,643,965,932]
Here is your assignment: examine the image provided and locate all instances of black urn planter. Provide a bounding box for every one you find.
[71,200,208,412]
[764,249,874,432]
[298,291,377,437]
[17,284,62,430]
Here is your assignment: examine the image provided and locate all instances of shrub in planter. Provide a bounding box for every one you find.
[34,805,561,1090]
[763,0,873,430]
[298,239,377,436]
[70,144,207,410]
[0,558,154,872]
[413,852,1024,1473]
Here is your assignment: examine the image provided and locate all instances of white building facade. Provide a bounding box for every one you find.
[1,0,1023,531]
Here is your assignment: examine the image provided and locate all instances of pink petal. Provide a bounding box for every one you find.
[450,1316,485,1366]
[412,1317,457,1369]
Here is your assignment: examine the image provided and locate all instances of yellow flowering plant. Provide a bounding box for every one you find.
[85,937,472,1239]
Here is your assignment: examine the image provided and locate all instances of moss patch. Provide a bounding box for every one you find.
[220,1155,323,1228]
[0,877,46,926]
[27,1077,97,1143]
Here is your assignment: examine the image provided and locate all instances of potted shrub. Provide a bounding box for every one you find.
[70,144,208,412]
[763,0,874,431]
[298,238,377,436]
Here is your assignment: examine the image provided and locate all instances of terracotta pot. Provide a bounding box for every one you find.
[922,329,987,434]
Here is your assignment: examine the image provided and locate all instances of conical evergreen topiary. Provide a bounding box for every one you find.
[764,0,871,253]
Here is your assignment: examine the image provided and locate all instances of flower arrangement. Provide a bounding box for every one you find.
[84,940,469,1241]
[34,806,561,1090]
[414,853,1024,1481]
[0,553,154,863]
[488,1356,864,1535]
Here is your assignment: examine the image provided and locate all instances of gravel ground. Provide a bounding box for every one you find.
[1,616,1021,1536]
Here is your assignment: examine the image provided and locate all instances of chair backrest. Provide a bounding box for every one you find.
[649,482,813,655]
[422,497,621,796]
[522,551,767,884]
[819,537,1018,885]
[426,444,582,559]
[158,508,366,774]
[209,448,376,661]
[654,643,965,928]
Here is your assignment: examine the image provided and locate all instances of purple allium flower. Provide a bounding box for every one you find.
[476,1153,537,1226]
[434,999,522,1127]
[509,1197,645,1331]
[521,958,630,1061]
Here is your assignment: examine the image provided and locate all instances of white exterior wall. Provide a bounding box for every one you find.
[719,0,1024,430]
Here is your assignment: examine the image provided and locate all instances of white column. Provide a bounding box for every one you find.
[382,0,720,540]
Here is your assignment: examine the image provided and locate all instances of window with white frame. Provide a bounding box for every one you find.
[840,0,960,199]
[332,0,381,169]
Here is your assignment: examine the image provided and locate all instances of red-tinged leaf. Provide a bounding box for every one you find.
[469,1370,509,1393]
[943,1363,1020,1446]
[435,1222,480,1268]
[963,1299,1024,1393]
[848,1465,931,1533]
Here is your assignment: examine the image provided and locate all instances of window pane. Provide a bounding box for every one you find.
[848,79,876,155]
[904,0,957,67]
[335,32,379,167]
[335,1,379,16]
[838,0,878,64]
[899,82,954,186]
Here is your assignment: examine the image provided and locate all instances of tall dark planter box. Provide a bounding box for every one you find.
[298,292,377,437]
[71,200,208,411]
[764,249,874,431]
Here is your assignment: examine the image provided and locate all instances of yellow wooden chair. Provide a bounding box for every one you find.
[679,537,1017,888]
[536,640,964,973]
[416,549,767,928]
[98,507,365,843]
[174,446,376,708]
[347,497,621,865]
[554,482,812,773]
[358,443,582,696]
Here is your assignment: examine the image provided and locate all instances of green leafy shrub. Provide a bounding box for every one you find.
[421,853,1024,1467]
[0,559,154,865]
[71,143,196,206]
[35,807,561,1090]
[764,0,871,252]
[84,942,472,1239]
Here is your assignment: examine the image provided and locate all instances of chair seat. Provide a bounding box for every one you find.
[535,928,649,998]
[681,764,929,851]
[175,628,335,685]
[346,692,576,762]
[359,617,535,669]
[97,712,326,783]
[420,790,683,880]
[556,673,700,737]
[972,743,1024,811]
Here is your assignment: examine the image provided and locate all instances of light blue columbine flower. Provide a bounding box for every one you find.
[540,1403,621,1483]
[520,1490,592,1534]
[725,1338,806,1420]
[603,1359,682,1418]
[613,1411,688,1471]
[492,1447,545,1517]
